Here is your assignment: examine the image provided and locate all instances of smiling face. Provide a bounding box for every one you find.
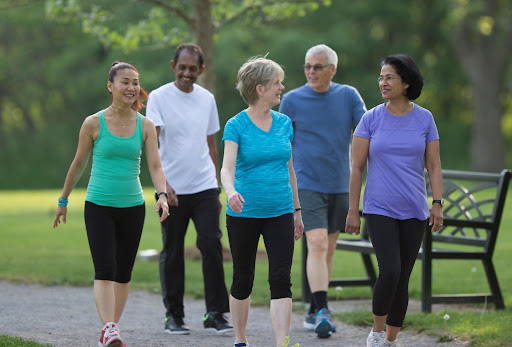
[379,64,409,101]
[171,50,205,93]
[107,68,140,106]
[257,72,285,107]
[304,53,336,93]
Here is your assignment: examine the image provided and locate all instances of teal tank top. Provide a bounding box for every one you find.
[85,110,145,207]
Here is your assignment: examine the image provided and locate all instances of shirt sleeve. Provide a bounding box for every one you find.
[426,112,440,142]
[279,93,293,119]
[351,87,367,127]
[207,96,221,135]
[145,92,164,127]
[222,117,240,144]
[353,111,371,139]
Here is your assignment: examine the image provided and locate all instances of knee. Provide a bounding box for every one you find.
[379,269,401,287]
[231,269,254,300]
[269,278,292,299]
[196,235,222,254]
[307,233,328,253]
[231,280,253,300]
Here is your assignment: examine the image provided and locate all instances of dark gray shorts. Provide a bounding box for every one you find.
[298,189,349,234]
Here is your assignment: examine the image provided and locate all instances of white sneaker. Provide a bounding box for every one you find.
[366,330,385,347]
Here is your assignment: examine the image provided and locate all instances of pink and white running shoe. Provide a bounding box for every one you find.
[98,322,123,347]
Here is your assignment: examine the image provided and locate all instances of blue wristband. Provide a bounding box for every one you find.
[58,197,68,207]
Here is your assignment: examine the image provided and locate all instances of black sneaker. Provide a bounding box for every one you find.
[203,311,233,334]
[164,316,190,335]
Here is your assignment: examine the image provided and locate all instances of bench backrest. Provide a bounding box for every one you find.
[427,169,511,253]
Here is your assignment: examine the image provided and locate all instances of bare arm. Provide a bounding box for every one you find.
[288,156,304,240]
[345,136,370,234]
[425,140,443,232]
[220,140,244,212]
[53,116,96,228]
[143,118,170,221]
[155,125,178,206]
[207,134,219,184]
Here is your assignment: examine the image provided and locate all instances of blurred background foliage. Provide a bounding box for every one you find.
[1,0,511,189]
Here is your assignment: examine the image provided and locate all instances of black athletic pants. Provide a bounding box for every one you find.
[159,188,229,318]
[227,213,295,300]
[84,201,145,283]
[365,214,426,327]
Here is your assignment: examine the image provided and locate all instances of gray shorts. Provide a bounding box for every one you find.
[298,189,349,234]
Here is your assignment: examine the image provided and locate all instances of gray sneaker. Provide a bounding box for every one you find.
[164,316,190,335]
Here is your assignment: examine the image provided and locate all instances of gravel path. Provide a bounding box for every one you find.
[0,281,468,346]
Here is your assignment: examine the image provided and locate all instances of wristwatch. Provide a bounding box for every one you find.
[157,191,168,199]
[432,199,443,207]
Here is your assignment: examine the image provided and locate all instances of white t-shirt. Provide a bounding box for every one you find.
[146,82,220,194]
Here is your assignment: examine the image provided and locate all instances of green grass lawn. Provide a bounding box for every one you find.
[1,188,511,346]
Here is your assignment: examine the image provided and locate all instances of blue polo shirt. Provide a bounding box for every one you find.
[279,83,366,193]
[222,110,294,218]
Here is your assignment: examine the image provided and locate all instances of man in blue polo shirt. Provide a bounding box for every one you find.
[280,44,366,338]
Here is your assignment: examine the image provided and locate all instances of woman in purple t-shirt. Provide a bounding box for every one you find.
[346,55,443,347]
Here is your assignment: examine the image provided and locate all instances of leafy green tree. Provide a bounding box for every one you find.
[449,0,512,171]
[46,0,331,92]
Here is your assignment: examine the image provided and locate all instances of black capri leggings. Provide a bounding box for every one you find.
[366,214,426,327]
[84,201,145,283]
[226,213,294,300]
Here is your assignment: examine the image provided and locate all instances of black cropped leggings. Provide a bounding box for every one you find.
[366,214,426,327]
[226,213,294,300]
[84,201,145,283]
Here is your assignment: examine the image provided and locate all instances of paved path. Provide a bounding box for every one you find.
[0,281,468,346]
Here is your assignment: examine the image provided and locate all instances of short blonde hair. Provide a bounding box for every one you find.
[236,57,284,105]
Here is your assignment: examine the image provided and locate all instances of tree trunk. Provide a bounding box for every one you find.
[194,0,216,93]
[453,6,511,172]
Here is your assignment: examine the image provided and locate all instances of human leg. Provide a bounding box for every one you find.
[299,190,330,315]
[261,214,295,345]
[230,295,251,344]
[385,218,426,340]
[84,202,118,323]
[191,189,230,314]
[365,214,401,333]
[113,203,145,321]
[227,216,261,345]
[159,196,190,319]
[270,298,292,347]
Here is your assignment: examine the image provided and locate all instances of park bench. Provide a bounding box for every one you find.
[301,169,511,313]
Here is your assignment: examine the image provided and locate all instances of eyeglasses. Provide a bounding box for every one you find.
[377,75,401,83]
[303,64,330,71]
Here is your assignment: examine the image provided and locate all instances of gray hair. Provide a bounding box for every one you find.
[305,44,338,67]
[236,57,284,105]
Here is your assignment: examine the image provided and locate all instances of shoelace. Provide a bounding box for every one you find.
[104,325,121,341]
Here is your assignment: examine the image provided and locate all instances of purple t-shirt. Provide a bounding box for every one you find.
[354,103,439,220]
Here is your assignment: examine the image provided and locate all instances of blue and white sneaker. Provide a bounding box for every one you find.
[303,312,316,330]
[314,308,334,338]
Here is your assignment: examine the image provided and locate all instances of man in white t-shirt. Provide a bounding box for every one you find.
[146,43,231,336]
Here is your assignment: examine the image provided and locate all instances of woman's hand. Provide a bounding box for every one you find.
[227,191,245,212]
[156,196,170,222]
[345,209,361,235]
[429,204,444,232]
[293,211,304,240]
[53,206,67,228]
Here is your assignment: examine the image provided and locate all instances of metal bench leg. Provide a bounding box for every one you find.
[421,231,432,313]
[302,236,311,303]
[362,253,377,287]
[482,258,505,309]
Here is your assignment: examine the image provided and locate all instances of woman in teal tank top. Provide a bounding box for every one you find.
[52,62,175,347]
